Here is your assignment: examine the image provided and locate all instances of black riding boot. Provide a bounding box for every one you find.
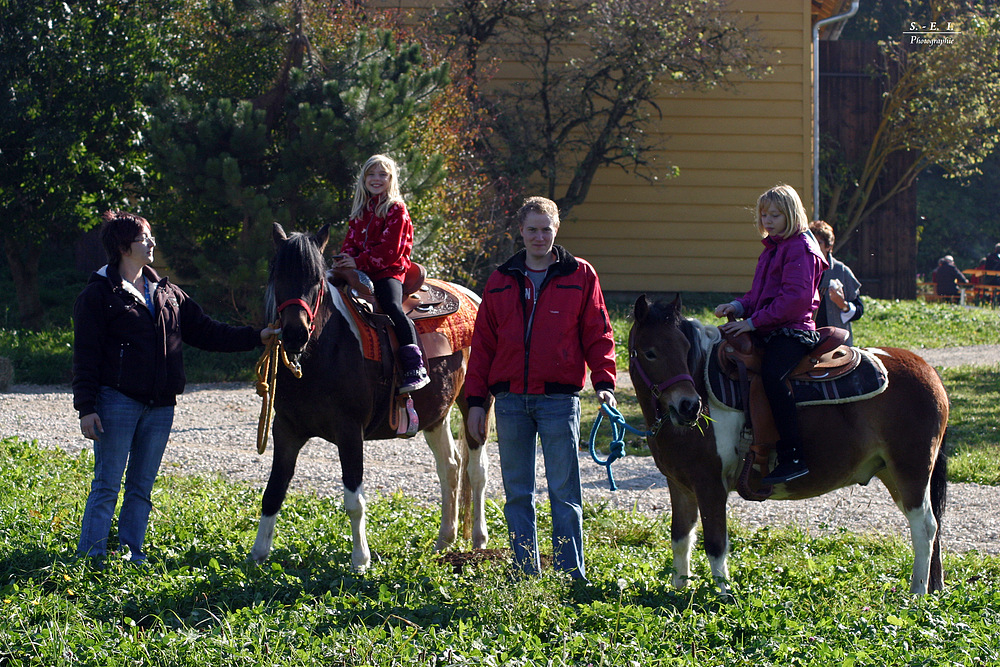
[761,438,809,485]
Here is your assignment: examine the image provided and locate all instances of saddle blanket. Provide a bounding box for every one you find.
[706,344,889,410]
[341,278,478,363]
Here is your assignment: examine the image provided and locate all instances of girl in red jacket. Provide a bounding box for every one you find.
[334,154,428,393]
[714,184,827,485]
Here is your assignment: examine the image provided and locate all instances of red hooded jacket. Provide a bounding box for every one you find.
[466,245,616,407]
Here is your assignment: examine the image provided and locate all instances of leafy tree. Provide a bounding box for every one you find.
[825,3,1000,254]
[916,151,1000,273]
[423,0,770,215]
[0,0,172,329]
[147,0,451,322]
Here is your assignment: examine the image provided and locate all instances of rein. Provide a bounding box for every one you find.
[254,324,302,455]
[588,403,653,491]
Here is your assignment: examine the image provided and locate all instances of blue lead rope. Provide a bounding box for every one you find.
[588,403,653,491]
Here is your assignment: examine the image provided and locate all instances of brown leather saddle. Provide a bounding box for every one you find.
[328,262,459,326]
[326,263,460,438]
[717,326,861,501]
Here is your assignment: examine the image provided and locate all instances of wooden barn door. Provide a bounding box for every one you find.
[819,41,916,300]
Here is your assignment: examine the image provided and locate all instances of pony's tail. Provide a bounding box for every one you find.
[929,430,948,592]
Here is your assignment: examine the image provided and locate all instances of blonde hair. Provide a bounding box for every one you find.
[755,184,808,239]
[349,154,405,220]
[516,196,560,228]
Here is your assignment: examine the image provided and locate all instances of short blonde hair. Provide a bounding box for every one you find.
[516,196,560,228]
[756,184,808,239]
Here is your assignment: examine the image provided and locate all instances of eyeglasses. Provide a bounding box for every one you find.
[133,235,156,245]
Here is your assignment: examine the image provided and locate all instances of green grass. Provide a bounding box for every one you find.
[1,436,999,665]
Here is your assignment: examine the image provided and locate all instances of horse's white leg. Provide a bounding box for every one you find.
[707,543,731,596]
[671,527,695,589]
[668,485,700,589]
[425,417,461,551]
[250,513,278,563]
[904,488,937,595]
[466,437,489,549]
[345,484,370,573]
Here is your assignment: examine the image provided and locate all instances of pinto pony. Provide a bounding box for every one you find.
[628,295,948,595]
[249,223,489,571]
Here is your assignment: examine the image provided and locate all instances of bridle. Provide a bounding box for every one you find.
[629,347,696,433]
[276,279,325,337]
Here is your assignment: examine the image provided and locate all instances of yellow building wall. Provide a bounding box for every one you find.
[375,0,814,294]
[561,1,814,294]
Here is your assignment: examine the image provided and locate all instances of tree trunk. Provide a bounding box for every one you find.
[4,239,45,331]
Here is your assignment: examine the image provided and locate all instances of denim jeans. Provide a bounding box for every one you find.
[77,387,174,562]
[494,392,585,580]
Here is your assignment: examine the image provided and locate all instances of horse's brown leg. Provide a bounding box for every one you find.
[696,483,731,594]
[668,483,699,588]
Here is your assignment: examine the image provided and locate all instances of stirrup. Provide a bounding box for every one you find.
[761,459,809,485]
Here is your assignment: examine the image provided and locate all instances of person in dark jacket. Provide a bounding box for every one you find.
[73,210,278,565]
[466,196,617,581]
[983,244,1000,285]
[932,255,968,297]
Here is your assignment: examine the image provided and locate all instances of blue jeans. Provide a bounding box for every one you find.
[494,392,585,580]
[77,387,174,562]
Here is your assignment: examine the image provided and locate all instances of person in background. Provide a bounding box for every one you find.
[808,220,863,346]
[466,196,617,582]
[73,210,278,565]
[984,243,1000,285]
[932,255,968,298]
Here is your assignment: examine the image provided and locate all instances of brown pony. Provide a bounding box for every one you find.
[628,295,948,595]
[249,223,489,571]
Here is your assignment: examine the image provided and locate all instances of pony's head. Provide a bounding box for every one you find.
[629,294,705,429]
[268,223,330,358]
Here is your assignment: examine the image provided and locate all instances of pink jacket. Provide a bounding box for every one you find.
[340,198,413,282]
[736,232,828,333]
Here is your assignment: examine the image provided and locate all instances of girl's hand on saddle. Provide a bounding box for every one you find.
[714,303,736,319]
[720,318,754,337]
[332,254,356,269]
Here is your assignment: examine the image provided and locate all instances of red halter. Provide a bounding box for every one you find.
[276,281,325,335]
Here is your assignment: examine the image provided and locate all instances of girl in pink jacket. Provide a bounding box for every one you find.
[714,184,827,485]
[334,154,427,393]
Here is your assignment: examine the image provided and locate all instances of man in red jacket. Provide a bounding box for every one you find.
[467,196,617,582]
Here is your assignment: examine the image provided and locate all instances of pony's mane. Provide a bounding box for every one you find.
[264,231,328,321]
[644,299,683,327]
[642,298,720,361]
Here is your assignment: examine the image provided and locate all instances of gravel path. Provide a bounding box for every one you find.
[2,345,998,555]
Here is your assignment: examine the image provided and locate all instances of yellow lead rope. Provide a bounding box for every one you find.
[254,328,300,454]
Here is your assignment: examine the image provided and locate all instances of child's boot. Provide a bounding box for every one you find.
[761,438,809,485]
[397,344,430,393]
